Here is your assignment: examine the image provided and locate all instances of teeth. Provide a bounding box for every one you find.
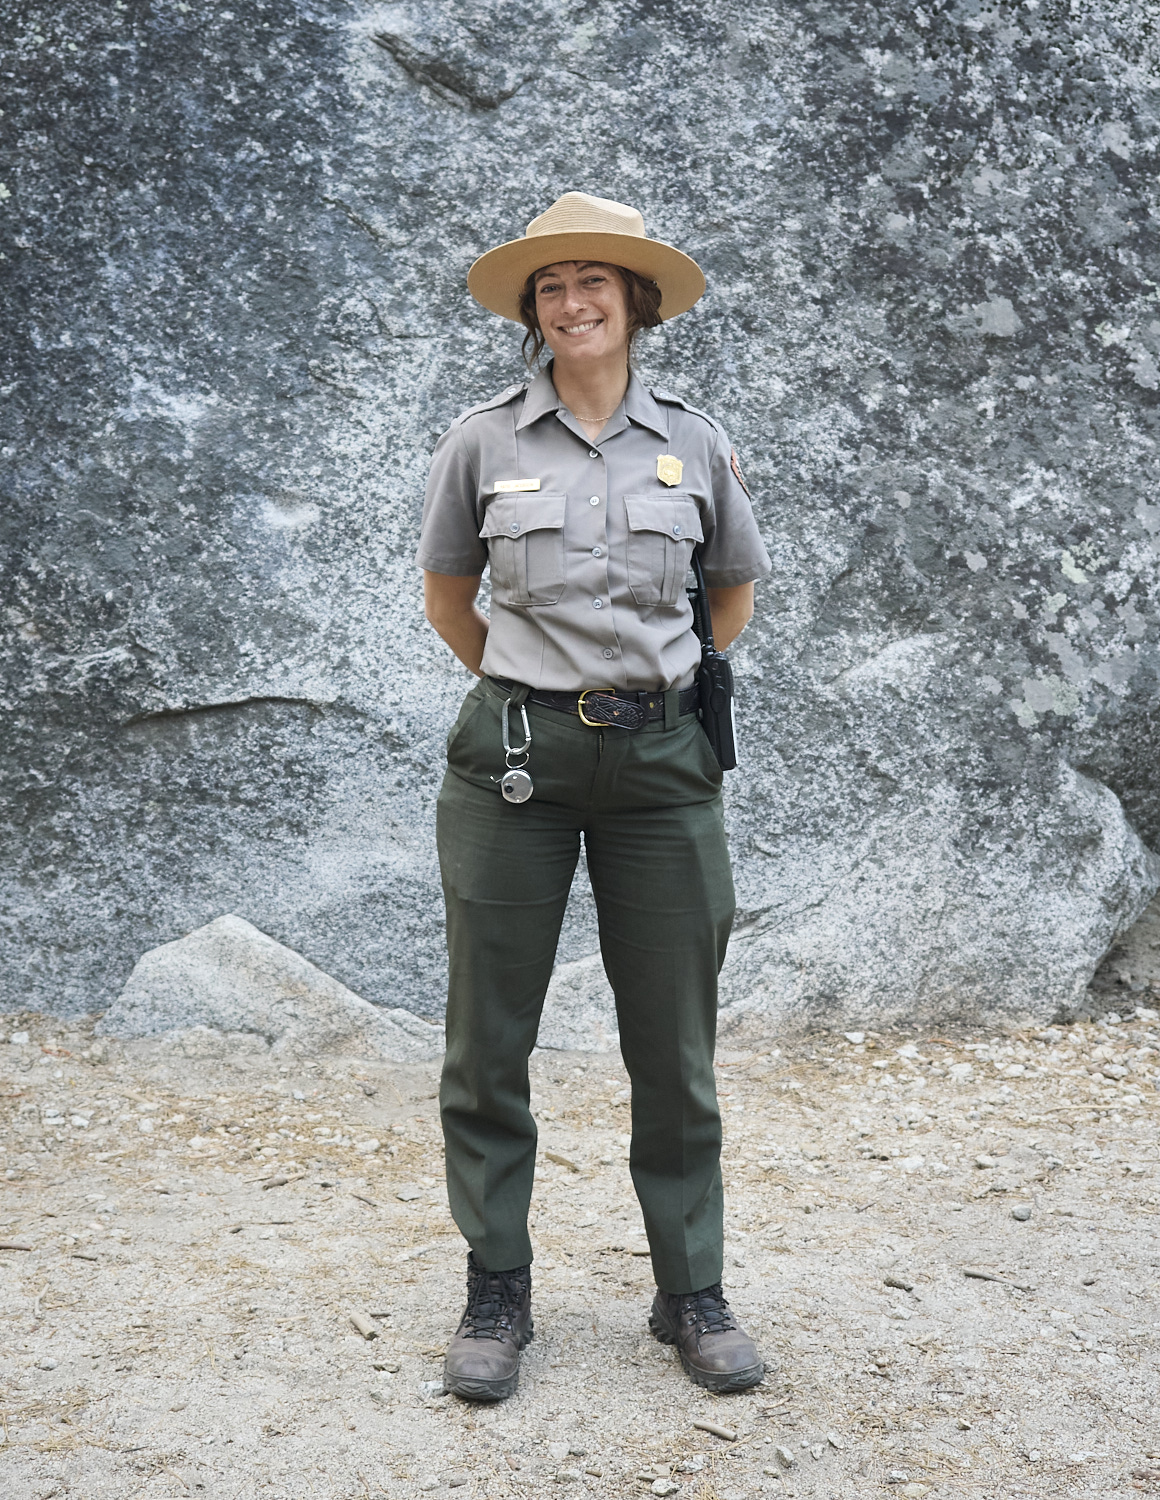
[562,320,601,334]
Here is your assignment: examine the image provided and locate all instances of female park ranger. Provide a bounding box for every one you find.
[416,192,771,1402]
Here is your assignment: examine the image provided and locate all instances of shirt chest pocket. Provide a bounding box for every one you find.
[480,493,567,606]
[623,495,705,608]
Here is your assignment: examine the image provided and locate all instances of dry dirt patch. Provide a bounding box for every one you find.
[1,1014,1159,1499]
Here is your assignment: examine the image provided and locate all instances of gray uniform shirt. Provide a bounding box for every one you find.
[415,366,772,691]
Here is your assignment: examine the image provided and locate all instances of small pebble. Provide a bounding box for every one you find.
[556,1471,582,1485]
[975,1154,997,1169]
[810,1443,824,1460]
[651,1483,679,1498]
[373,1359,401,1373]
[419,1380,446,1397]
[447,1476,469,1489]
[884,1273,914,1292]
[37,1357,58,1371]
[395,1187,422,1202]
[826,1431,845,1450]
[1082,1274,1098,1286]
[1011,1203,1032,1222]
[349,1310,378,1340]
[774,1445,796,1469]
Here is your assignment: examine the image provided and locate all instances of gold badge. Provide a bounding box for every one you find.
[492,478,541,493]
[656,454,683,487]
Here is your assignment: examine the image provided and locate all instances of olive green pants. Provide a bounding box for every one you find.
[436,676,735,1294]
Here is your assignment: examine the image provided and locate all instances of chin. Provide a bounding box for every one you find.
[554,336,615,360]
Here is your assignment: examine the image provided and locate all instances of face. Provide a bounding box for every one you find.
[533,261,630,365]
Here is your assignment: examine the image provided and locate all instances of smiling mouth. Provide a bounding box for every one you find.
[559,319,603,336]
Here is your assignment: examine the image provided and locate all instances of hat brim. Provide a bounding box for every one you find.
[467,232,706,323]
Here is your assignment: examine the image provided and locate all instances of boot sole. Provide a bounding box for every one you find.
[649,1310,765,1394]
[443,1370,520,1402]
[444,1324,533,1403]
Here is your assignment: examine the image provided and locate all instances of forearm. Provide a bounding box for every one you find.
[432,608,490,676]
[423,571,489,675]
[705,582,755,650]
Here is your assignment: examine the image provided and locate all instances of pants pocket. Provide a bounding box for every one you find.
[446,683,487,760]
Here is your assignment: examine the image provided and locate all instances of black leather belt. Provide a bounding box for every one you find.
[491,678,698,732]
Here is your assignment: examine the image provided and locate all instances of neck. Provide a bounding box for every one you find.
[549,354,630,432]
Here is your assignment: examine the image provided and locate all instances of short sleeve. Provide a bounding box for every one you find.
[698,425,772,588]
[415,422,487,576]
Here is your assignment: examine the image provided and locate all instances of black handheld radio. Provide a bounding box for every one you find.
[688,550,738,771]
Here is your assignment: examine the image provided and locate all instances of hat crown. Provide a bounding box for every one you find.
[525,191,646,242]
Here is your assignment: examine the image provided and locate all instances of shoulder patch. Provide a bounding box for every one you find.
[730,447,752,499]
[650,386,718,429]
[455,383,527,425]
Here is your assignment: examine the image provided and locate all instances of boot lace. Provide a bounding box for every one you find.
[460,1257,529,1342]
[680,1283,738,1337]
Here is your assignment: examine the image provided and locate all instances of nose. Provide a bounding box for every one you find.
[561,281,588,316]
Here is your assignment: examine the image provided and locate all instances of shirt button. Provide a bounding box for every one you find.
[602,647,615,660]
[591,546,603,558]
[510,523,520,534]
[589,450,599,459]
[592,598,603,610]
[589,495,601,506]
[672,524,682,536]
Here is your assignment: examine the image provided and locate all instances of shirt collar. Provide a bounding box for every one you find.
[623,371,669,440]
[515,364,669,442]
[515,366,562,431]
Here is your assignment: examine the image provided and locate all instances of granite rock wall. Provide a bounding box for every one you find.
[3,0,1160,1029]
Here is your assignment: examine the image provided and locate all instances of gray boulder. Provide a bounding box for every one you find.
[537,955,619,1053]
[3,0,1160,1031]
[96,916,444,1061]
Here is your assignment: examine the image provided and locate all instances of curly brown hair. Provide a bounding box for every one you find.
[517,263,663,369]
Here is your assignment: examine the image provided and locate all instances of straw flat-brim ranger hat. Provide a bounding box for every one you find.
[467,191,706,323]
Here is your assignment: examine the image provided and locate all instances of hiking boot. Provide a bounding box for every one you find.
[649,1283,764,1392]
[443,1253,533,1402]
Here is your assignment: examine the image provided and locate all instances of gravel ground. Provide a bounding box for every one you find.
[2,1010,1160,1500]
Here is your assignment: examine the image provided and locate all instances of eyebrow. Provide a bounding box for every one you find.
[535,261,606,283]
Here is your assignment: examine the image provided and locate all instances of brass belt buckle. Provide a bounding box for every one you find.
[577,688,612,728]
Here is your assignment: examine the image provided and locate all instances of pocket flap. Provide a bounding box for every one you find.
[623,495,704,543]
[480,492,566,539]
